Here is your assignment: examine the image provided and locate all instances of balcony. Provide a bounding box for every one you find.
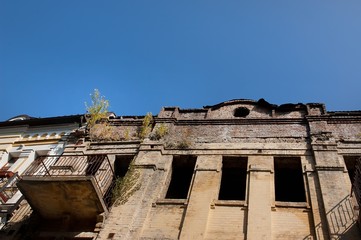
[0,172,23,219]
[17,154,115,222]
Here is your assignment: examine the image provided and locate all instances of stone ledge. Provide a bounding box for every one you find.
[153,199,187,207]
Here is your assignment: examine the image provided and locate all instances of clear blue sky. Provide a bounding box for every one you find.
[1,1,360,121]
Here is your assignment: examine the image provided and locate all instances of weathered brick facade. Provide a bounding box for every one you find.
[1,99,361,239]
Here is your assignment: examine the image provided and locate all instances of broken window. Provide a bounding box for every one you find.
[165,155,197,199]
[274,157,306,202]
[114,155,133,178]
[218,157,248,200]
[343,156,361,183]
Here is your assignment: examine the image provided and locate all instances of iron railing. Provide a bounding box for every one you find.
[0,172,21,205]
[22,154,115,202]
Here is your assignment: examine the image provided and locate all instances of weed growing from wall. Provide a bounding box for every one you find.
[124,127,130,141]
[138,112,153,139]
[112,161,141,206]
[176,140,191,149]
[150,123,169,140]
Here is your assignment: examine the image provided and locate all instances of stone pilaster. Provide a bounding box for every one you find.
[246,155,272,240]
[179,155,222,239]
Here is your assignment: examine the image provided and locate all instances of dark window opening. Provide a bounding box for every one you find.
[218,157,248,200]
[234,107,250,117]
[1,155,20,171]
[114,155,133,178]
[274,157,306,202]
[344,156,360,183]
[165,155,196,199]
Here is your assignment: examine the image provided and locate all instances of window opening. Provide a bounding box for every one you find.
[218,157,248,200]
[234,107,250,117]
[165,155,196,199]
[114,155,133,178]
[1,155,20,171]
[274,157,306,202]
[6,157,19,169]
[343,156,360,183]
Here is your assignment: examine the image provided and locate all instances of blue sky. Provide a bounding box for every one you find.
[1,1,361,121]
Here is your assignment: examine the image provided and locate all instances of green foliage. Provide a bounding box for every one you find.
[139,112,153,139]
[89,123,125,141]
[124,127,130,141]
[177,140,191,149]
[150,123,169,140]
[112,162,141,206]
[85,89,109,128]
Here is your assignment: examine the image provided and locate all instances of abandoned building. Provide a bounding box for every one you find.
[0,98,361,240]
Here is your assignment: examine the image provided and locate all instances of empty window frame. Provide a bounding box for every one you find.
[274,157,306,202]
[1,154,23,171]
[343,156,361,184]
[218,157,248,200]
[114,155,133,178]
[165,155,197,199]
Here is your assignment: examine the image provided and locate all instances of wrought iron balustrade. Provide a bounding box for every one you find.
[0,172,21,205]
[22,154,115,199]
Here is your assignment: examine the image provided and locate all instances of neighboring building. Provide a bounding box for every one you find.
[0,115,83,230]
[0,99,361,239]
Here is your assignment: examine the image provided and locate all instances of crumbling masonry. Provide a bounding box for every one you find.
[0,99,361,239]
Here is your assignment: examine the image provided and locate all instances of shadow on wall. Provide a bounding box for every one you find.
[305,195,360,240]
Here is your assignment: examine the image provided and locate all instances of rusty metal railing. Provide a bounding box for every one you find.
[22,154,115,205]
[0,172,21,205]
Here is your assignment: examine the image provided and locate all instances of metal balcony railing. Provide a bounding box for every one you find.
[0,172,21,205]
[0,172,24,218]
[22,154,115,205]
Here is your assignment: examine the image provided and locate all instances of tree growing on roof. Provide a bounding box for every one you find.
[85,89,109,128]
